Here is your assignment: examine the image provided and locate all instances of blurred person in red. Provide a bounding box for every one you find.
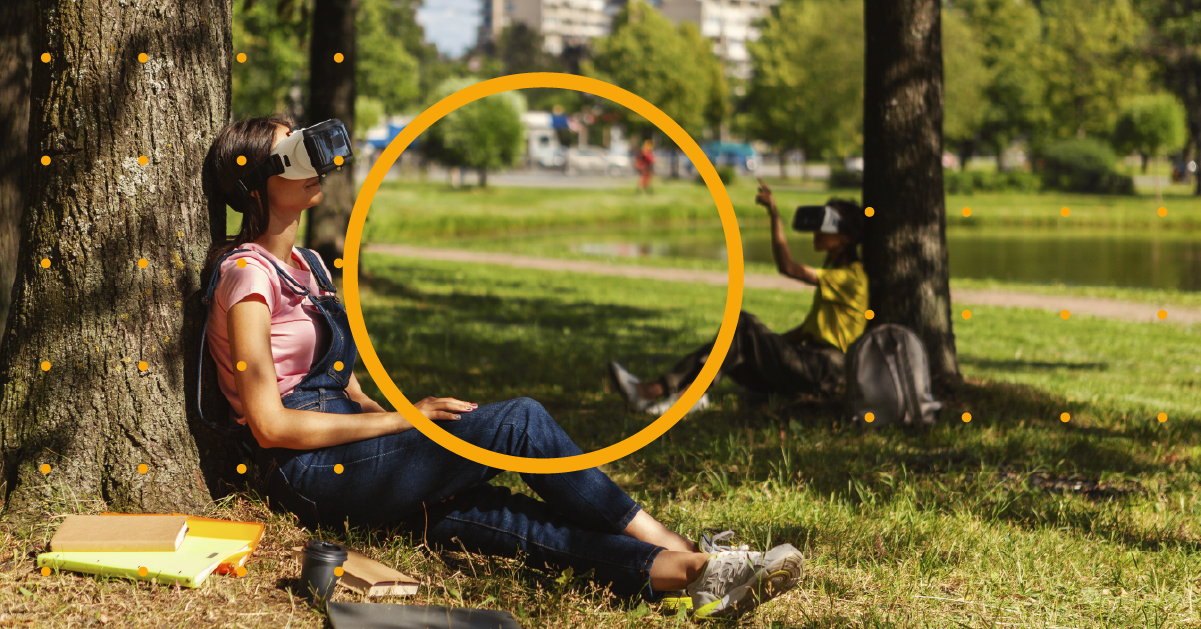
[635,139,655,194]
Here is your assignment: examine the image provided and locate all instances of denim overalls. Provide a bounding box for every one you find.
[199,246,664,601]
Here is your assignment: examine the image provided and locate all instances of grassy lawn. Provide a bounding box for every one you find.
[9,254,1193,627]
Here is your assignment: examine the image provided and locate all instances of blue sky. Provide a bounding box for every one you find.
[416,0,482,58]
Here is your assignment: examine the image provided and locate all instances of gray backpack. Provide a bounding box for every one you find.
[845,323,942,427]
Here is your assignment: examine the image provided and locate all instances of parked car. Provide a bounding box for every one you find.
[681,141,759,175]
[565,148,631,176]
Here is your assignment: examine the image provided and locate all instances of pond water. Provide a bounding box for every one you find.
[480,225,1201,291]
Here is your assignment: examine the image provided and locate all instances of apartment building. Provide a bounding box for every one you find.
[479,0,618,55]
[658,0,779,78]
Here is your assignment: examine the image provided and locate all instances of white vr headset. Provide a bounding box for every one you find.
[235,119,354,204]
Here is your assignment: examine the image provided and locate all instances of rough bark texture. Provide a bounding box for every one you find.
[0,0,33,346]
[0,0,236,523]
[305,0,357,277]
[861,0,959,381]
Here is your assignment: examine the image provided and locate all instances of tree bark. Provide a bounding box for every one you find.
[0,0,235,523]
[861,0,959,382]
[305,0,357,278]
[0,0,33,346]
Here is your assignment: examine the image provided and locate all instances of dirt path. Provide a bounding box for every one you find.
[365,244,1201,325]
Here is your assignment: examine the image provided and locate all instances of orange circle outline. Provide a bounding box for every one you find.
[342,73,743,473]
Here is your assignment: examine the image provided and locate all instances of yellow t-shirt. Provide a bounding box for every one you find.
[798,261,869,352]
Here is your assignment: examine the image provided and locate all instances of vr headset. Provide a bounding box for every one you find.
[235,119,354,202]
[793,205,848,235]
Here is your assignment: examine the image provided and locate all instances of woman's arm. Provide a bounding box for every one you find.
[346,372,387,413]
[227,297,474,450]
[756,180,819,286]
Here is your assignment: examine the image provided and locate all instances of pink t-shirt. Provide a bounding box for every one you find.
[206,242,335,423]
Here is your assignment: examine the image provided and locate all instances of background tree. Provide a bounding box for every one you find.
[941,6,990,170]
[357,0,420,115]
[1135,0,1201,195]
[487,24,579,113]
[305,0,357,275]
[861,0,959,383]
[421,78,526,187]
[0,0,33,341]
[1114,93,1189,202]
[745,0,863,177]
[679,22,731,136]
[584,2,711,175]
[232,0,311,119]
[0,0,234,522]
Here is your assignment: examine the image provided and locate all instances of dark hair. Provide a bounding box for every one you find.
[824,197,862,268]
[200,116,293,290]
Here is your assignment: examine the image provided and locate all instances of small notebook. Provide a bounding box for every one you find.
[327,602,522,629]
[38,535,248,588]
[101,513,266,574]
[50,514,188,553]
[292,546,420,597]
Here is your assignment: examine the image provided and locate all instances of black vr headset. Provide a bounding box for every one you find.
[792,204,859,239]
[235,119,354,203]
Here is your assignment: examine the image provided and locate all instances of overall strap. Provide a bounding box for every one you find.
[295,248,338,294]
[197,248,256,458]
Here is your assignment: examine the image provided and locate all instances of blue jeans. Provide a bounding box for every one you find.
[257,397,665,600]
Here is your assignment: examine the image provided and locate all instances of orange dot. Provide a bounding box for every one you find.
[1060,412,1070,423]
[138,155,148,166]
[1060,207,1070,217]
[41,155,50,166]
[40,464,51,474]
[334,155,344,166]
[236,258,247,268]
[137,361,148,371]
[334,464,344,474]
[961,207,971,217]
[138,258,148,268]
[962,413,971,423]
[40,53,50,63]
[237,463,247,474]
[236,155,247,166]
[962,310,971,320]
[1060,310,1070,320]
[40,258,50,268]
[236,360,247,371]
[40,567,50,576]
[138,463,148,474]
[864,207,875,217]
[236,566,248,577]
[864,412,875,423]
[334,53,344,63]
[236,52,247,63]
[864,309,875,320]
[334,361,344,371]
[334,566,344,577]
[1158,207,1167,217]
[334,258,344,268]
[1157,310,1167,320]
[41,361,51,371]
[138,53,148,63]
[138,566,148,577]
[1157,412,1167,423]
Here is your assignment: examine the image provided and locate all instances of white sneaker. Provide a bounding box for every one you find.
[608,361,652,412]
[686,544,805,620]
[701,530,749,553]
[644,392,710,416]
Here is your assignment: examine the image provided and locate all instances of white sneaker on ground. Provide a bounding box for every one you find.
[701,530,750,553]
[608,361,652,412]
[644,391,710,416]
[686,544,805,620]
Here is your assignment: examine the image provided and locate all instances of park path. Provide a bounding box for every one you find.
[365,244,1201,325]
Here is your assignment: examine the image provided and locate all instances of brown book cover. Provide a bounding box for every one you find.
[292,546,420,597]
[51,515,189,553]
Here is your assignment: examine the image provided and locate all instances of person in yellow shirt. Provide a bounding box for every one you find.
[610,181,869,414]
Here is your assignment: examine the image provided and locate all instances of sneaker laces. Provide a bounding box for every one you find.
[702,530,750,553]
[689,549,760,599]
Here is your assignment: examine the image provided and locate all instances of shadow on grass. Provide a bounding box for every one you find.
[959,355,1108,371]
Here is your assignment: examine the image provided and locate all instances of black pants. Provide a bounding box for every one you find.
[661,311,845,398]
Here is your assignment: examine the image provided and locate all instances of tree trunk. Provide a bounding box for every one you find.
[0,0,33,345]
[779,149,788,179]
[305,0,357,278]
[0,0,235,524]
[861,0,959,383]
[957,139,973,172]
[478,167,488,187]
[1141,153,1149,174]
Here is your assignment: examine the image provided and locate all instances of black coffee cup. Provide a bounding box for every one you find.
[299,540,348,604]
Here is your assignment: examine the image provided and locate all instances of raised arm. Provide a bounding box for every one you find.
[756,180,819,286]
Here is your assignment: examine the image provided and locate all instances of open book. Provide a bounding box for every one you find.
[292,546,420,597]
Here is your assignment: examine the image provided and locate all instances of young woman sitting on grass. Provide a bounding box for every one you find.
[197,116,804,619]
[610,181,869,414]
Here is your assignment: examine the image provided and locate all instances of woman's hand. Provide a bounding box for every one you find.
[755,178,777,213]
[414,396,478,421]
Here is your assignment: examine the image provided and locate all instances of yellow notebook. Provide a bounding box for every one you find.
[98,512,265,574]
[37,536,248,588]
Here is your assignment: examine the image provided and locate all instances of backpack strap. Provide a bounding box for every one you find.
[871,328,908,425]
[890,327,926,426]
